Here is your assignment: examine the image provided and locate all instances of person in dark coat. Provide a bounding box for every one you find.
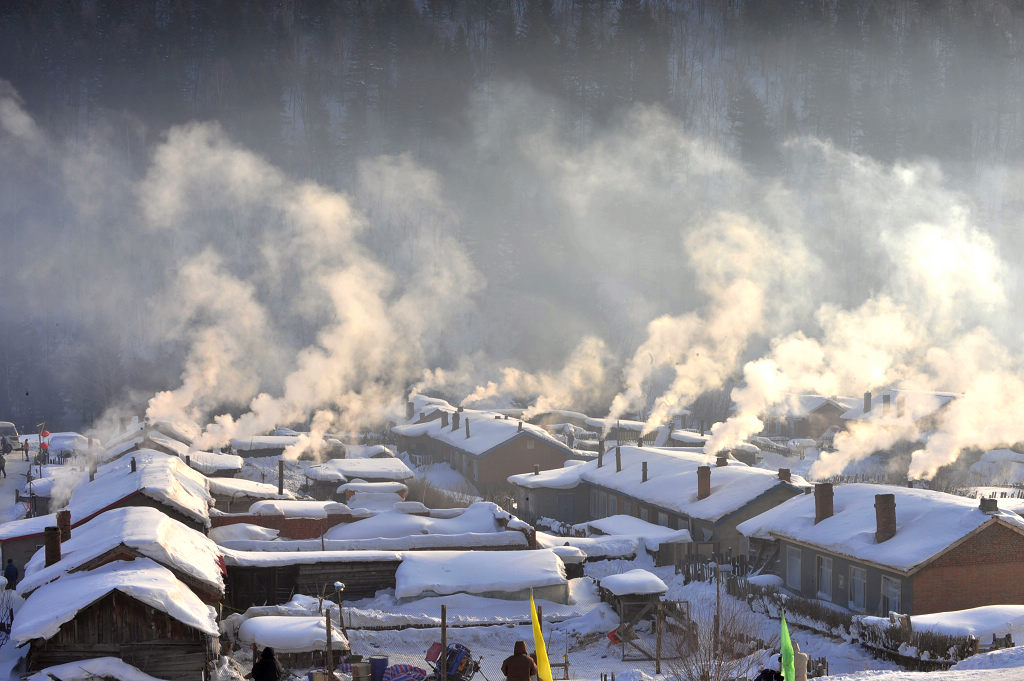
[248,646,284,681]
[4,560,18,589]
[501,640,537,681]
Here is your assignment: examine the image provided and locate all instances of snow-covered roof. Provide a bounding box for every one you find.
[220,548,403,567]
[26,658,169,681]
[343,444,395,459]
[841,389,957,421]
[969,449,1024,486]
[230,435,302,451]
[149,418,201,446]
[763,394,857,419]
[219,532,529,552]
[584,417,645,432]
[18,506,224,597]
[600,569,668,596]
[393,409,572,458]
[736,483,1024,573]
[145,431,243,474]
[0,513,58,541]
[394,549,566,599]
[325,502,508,540]
[669,430,706,446]
[238,616,348,653]
[306,457,414,482]
[248,500,352,518]
[535,532,640,560]
[11,558,219,645]
[208,477,295,500]
[510,446,810,522]
[209,523,280,543]
[68,450,212,528]
[338,481,408,495]
[345,491,405,512]
[580,514,682,538]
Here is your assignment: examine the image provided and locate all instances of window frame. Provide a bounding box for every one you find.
[785,546,801,591]
[849,566,867,612]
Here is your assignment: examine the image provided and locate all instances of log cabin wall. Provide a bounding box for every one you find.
[27,590,217,681]
[225,559,401,609]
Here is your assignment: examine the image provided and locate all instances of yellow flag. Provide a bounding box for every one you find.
[530,590,553,681]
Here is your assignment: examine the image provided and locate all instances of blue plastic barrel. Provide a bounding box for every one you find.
[369,656,389,681]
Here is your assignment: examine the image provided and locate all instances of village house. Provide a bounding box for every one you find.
[17,507,225,604]
[393,402,574,492]
[737,483,1024,616]
[209,476,296,513]
[304,457,415,500]
[759,394,860,441]
[230,434,345,458]
[0,450,213,567]
[12,558,220,681]
[508,445,810,557]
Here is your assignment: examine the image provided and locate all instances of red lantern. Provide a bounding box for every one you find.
[40,430,50,438]
[40,442,49,450]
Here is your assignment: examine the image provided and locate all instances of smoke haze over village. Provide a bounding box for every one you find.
[3,1,1024,480]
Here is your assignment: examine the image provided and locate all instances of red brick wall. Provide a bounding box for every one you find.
[912,521,1024,615]
[477,435,569,485]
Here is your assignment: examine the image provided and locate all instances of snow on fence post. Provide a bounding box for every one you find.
[440,604,447,681]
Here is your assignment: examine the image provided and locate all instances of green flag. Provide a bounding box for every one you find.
[780,611,795,681]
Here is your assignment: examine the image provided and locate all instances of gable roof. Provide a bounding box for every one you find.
[736,483,1024,573]
[510,445,810,522]
[305,457,415,483]
[11,558,219,645]
[17,506,224,598]
[841,389,958,422]
[393,408,572,459]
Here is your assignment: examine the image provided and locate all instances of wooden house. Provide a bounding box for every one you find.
[759,395,859,440]
[305,457,414,500]
[209,477,295,513]
[393,405,574,493]
[18,506,225,604]
[13,559,220,681]
[737,483,1024,616]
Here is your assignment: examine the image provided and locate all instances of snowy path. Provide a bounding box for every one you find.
[0,455,32,523]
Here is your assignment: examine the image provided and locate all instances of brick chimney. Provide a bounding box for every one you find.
[452,411,460,431]
[278,459,285,496]
[518,421,523,432]
[642,461,648,483]
[406,401,414,419]
[814,483,834,524]
[882,393,891,416]
[130,457,136,472]
[980,497,999,514]
[697,465,711,500]
[863,391,872,414]
[615,446,621,472]
[874,493,896,541]
[44,526,61,567]
[716,454,729,467]
[778,468,791,483]
[465,418,470,439]
[56,509,71,542]
[700,420,705,436]
[597,446,604,468]
[533,464,540,476]
[441,412,449,428]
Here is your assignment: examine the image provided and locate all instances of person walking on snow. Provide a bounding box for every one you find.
[247,646,284,681]
[0,453,6,478]
[22,439,28,461]
[4,560,18,589]
[501,640,537,681]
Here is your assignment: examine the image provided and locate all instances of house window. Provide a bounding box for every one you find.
[786,546,801,591]
[527,439,535,449]
[622,499,632,516]
[598,492,607,517]
[471,461,478,481]
[590,490,597,516]
[881,575,901,615]
[816,556,832,600]
[849,567,866,611]
[608,496,618,515]
[657,511,669,526]
[640,506,649,522]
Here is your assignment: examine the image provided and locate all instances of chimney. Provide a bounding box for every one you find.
[697,466,711,500]
[642,461,648,482]
[637,434,644,447]
[615,446,621,472]
[278,459,285,496]
[980,497,999,514]
[406,401,414,419]
[452,411,460,431]
[44,526,61,567]
[56,509,71,541]
[814,483,834,524]
[597,447,604,468]
[465,418,470,439]
[874,493,896,542]
[130,457,136,473]
[882,393,891,416]
[185,454,191,468]
[863,391,872,414]
[518,421,523,432]
[716,454,729,467]
[700,420,705,436]
[441,412,449,428]
[533,464,540,476]
[778,468,791,483]
[494,415,501,419]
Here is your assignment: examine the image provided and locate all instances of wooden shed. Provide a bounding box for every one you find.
[13,559,220,681]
